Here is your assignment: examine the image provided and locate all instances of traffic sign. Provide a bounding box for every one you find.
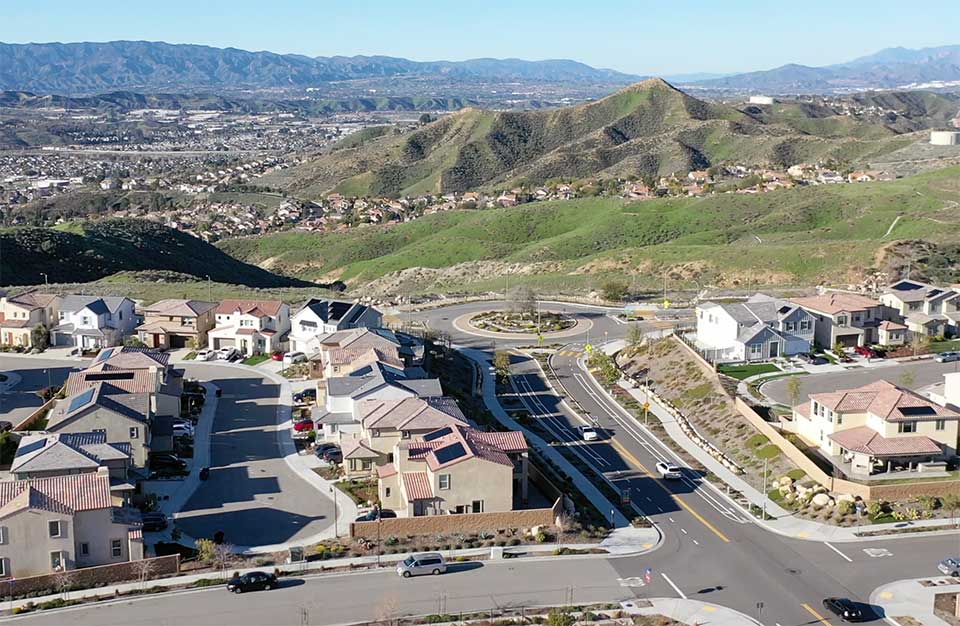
[642,402,650,411]
[644,567,653,584]
[663,299,671,309]
[585,344,593,353]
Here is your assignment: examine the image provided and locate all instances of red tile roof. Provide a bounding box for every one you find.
[810,380,959,422]
[790,293,882,315]
[0,472,113,518]
[65,369,158,395]
[376,463,397,479]
[216,299,284,317]
[828,426,942,456]
[402,472,433,500]
[408,424,525,471]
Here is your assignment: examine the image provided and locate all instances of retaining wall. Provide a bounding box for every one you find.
[0,555,180,598]
[350,499,561,539]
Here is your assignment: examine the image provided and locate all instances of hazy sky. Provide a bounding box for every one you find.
[3,0,959,76]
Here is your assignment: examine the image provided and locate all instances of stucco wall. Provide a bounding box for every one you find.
[0,555,177,598]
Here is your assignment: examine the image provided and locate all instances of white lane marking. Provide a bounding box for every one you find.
[668,517,675,523]
[680,528,688,534]
[864,547,893,558]
[692,539,700,546]
[825,542,853,562]
[618,577,646,587]
[661,572,687,599]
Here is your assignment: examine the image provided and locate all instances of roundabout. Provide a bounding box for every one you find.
[452,308,594,341]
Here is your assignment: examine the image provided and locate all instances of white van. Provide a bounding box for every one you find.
[396,552,447,578]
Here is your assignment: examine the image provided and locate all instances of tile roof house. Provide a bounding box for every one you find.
[379,424,529,516]
[789,292,894,349]
[208,299,290,357]
[0,291,60,348]
[791,379,960,477]
[78,347,184,419]
[10,432,132,486]
[288,299,382,353]
[0,469,144,577]
[136,299,217,350]
[879,280,960,339]
[50,296,137,351]
[695,293,816,362]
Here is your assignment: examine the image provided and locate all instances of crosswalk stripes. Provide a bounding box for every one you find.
[556,350,582,357]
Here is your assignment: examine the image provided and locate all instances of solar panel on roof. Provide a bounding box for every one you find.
[433,442,467,464]
[14,438,47,458]
[423,427,453,442]
[68,387,97,413]
[85,372,136,382]
[898,406,937,416]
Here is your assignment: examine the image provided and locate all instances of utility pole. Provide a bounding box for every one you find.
[40,272,48,286]
[330,486,339,538]
[205,275,212,302]
[376,504,382,568]
[762,457,769,519]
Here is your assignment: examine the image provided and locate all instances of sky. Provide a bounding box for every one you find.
[3,0,959,76]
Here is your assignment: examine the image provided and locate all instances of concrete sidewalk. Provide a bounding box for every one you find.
[622,597,762,626]
[871,577,958,625]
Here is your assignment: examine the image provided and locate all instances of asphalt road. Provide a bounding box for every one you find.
[171,363,336,548]
[763,357,960,405]
[0,356,74,426]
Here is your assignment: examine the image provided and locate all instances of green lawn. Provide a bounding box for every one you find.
[717,363,781,380]
[242,354,271,366]
[929,339,960,353]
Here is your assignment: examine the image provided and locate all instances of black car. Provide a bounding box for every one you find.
[141,512,168,532]
[199,466,210,481]
[798,353,829,365]
[315,443,339,458]
[0,421,12,433]
[293,389,317,403]
[227,571,278,594]
[355,508,397,522]
[323,449,343,463]
[151,453,187,468]
[822,598,865,622]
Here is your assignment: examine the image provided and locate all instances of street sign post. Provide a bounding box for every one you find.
[644,568,652,584]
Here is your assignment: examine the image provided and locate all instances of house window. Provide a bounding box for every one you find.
[79,543,89,557]
[936,419,947,431]
[401,431,411,439]
[835,414,843,425]
[81,316,91,325]
[438,474,451,490]
[0,559,6,577]
[749,343,762,358]
[471,500,483,513]
[385,487,391,498]
[898,421,917,434]
[785,322,795,332]
[800,320,811,332]
[454,505,466,514]
[853,313,861,324]
[48,521,63,538]
[836,316,847,327]
[0,527,7,545]
[50,551,64,570]
[111,539,122,558]
[129,427,139,439]
[361,459,372,470]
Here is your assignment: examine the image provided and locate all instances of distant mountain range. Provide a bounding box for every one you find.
[0,41,640,95]
[689,45,960,93]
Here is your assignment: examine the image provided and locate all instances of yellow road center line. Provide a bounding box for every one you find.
[802,603,835,626]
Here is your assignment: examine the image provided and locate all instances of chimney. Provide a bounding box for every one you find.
[945,372,960,411]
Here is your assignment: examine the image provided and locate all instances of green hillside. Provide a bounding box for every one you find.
[0,219,317,288]
[221,166,960,294]
[267,79,920,199]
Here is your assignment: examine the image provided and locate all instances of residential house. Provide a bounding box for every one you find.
[791,379,959,477]
[879,280,960,338]
[817,170,844,184]
[308,327,403,379]
[207,300,291,356]
[0,291,60,348]
[77,347,183,418]
[877,320,908,347]
[695,294,816,362]
[45,384,154,467]
[0,469,143,578]
[790,292,893,348]
[288,299,382,353]
[136,299,217,350]
[50,296,137,351]
[378,424,528,516]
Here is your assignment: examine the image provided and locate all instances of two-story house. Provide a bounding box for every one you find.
[207,300,290,356]
[288,299,382,353]
[308,328,404,380]
[378,424,528,516]
[136,299,217,350]
[75,347,184,419]
[695,294,816,361]
[790,292,893,348]
[880,280,960,339]
[0,469,143,578]
[791,379,960,477]
[0,291,60,348]
[50,296,138,351]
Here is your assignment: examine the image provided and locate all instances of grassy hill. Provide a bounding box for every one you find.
[267,79,920,199]
[0,218,318,288]
[221,166,960,295]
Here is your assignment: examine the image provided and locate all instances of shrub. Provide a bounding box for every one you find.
[837,500,854,516]
[547,609,575,626]
[918,495,941,511]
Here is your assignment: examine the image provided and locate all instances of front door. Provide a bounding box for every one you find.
[768,342,779,358]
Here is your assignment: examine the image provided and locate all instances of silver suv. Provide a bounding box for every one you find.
[397,552,446,578]
[939,558,960,576]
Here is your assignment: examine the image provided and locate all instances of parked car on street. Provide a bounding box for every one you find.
[397,553,446,578]
[939,558,960,576]
[655,461,683,480]
[822,597,865,622]
[936,351,960,363]
[227,571,278,594]
[293,419,314,433]
[195,348,215,361]
[283,351,307,364]
[797,353,828,366]
[578,424,599,441]
[150,453,187,471]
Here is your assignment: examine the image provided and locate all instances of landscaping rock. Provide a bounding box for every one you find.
[778,476,794,487]
[812,493,832,508]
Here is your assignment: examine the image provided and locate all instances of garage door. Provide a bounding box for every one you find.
[214,338,235,349]
[839,335,859,348]
[169,335,189,349]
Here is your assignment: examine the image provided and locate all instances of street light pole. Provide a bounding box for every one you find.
[330,486,339,538]
[377,506,382,568]
[40,272,48,286]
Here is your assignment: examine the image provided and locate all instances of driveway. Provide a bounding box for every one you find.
[763,358,960,405]
[0,355,78,426]
[163,363,336,549]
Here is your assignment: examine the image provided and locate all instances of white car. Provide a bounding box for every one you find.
[172,424,194,438]
[195,348,215,361]
[936,351,960,363]
[283,351,307,364]
[578,425,599,441]
[216,347,239,361]
[655,461,683,480]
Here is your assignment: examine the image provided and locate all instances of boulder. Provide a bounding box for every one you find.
[811,493,832,508]
[836,493,856,504]
[779,476,794,487]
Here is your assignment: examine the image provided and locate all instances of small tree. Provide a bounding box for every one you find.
[30,324,49,351]
[493,350,512,381]
[196,538,217,564]
[600,279,628,302]
[510,286,537,318]
[627,324,644,348]
[910,332,929,357]
[123,335,147,348]
[133,558,158,590]
[786,376,802,407]
[547,608,575,626]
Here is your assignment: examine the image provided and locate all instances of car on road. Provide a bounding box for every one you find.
[355,508,397,522]
[397,552,446,578]
[578,424,599,441]
[227,571,278,594]
[283,351,307,364]
[797,353,828,365]
[822,597,864,622]
[655,461,683,480]
[293,419,314,433]
[216,347,240,361]
[936,351,960,363]
[195,348,215,361]
[141,512,167,532]
[939,558,960,576]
